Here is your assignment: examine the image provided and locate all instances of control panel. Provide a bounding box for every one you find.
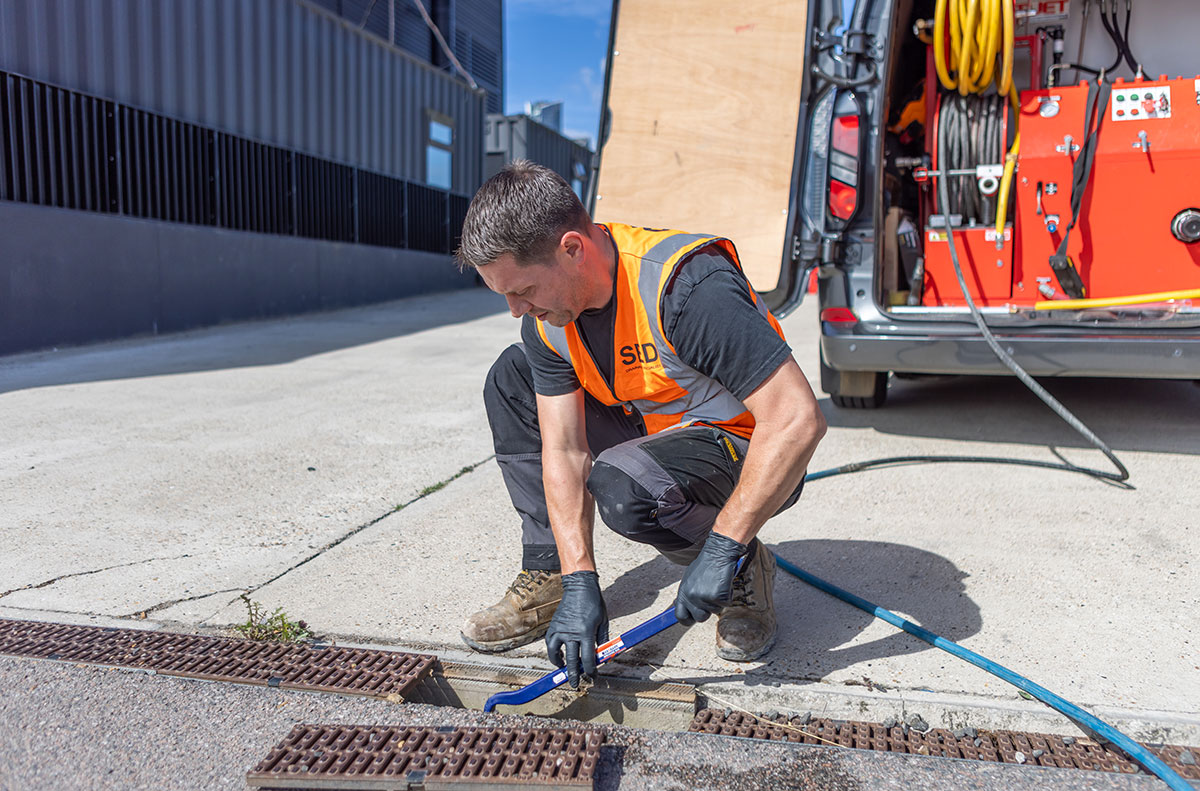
[1111,84,1171,121]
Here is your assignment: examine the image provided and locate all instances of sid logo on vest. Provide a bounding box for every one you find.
[619,343,659,366]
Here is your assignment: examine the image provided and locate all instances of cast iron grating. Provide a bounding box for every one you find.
[0,618,434,700]
[690,708,1200,779]
[246,724,605,789]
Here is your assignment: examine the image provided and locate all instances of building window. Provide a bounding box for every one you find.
[426,114,454,190]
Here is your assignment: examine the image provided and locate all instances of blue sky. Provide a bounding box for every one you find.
[504,0,613,147]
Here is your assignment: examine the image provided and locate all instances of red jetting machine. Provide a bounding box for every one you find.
[893,0,1200,312]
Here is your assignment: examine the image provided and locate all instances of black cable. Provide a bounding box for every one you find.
[932,165,1131,485]
[807,454,1133,487]
[811,61,878,88]
[1097,2,1125,74]
[1118,0,1140,73]
[1101,0,1138,75]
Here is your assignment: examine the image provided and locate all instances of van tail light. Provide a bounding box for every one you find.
[829,180,858,221]
[820,307,858,323]
[828,111,862,222]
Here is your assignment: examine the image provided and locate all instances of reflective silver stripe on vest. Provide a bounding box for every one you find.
[641,232,773,323]
[540,322,571,361]
[633,233,756,427]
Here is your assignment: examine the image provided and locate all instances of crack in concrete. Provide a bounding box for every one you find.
[126,455,496,625]
[0,603,125,620]
[241,455,494,596]
[125,588,246,620]
[0,553,200,600]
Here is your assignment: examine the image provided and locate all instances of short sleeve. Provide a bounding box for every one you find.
[520,315,581,396]
[661,249,793,402]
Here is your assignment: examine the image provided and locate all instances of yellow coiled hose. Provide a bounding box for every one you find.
[935,0,1014,95]
[934,0,1019,233]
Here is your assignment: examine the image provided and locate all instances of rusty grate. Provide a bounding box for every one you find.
[690,709,1200,779]
[246,724,605,789]
[0,618,434,700]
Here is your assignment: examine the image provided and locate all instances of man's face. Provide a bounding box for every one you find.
[477,237,590,327]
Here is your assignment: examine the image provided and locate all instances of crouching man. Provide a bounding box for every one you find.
[456,161,826,686]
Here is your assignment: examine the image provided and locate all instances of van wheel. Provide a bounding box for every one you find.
[820,350,888,409]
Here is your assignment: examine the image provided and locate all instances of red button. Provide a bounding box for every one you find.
[1117,109,1125,116]
[1131,109,1139,115]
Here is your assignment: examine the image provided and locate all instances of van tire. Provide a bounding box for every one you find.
[820,350,887,409]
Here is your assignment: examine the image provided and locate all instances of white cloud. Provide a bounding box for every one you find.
[578,66,603,105]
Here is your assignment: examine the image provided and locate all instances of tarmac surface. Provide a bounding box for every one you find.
[2,285,1199,788]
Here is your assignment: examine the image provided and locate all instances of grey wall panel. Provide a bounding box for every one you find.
[0,201,474,355]
[316,245,468,311]
[0,0,484,193]
[0,200,160,351]
[157,225,322,332]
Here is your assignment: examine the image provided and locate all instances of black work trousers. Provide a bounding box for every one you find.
[483,344,804,571]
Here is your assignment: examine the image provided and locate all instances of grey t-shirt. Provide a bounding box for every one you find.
[520,246,792,404]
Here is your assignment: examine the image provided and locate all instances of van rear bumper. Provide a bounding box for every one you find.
[821,325,1200,378]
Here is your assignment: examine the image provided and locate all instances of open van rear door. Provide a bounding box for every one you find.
[591,0,810,297]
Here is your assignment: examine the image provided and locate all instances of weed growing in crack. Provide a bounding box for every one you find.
[392,462,485,512]
[233,594,313,642]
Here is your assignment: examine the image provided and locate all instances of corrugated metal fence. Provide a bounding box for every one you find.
[0,68,472,253]
[0,0,484,195]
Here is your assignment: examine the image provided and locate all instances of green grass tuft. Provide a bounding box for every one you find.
[233,594,313,643]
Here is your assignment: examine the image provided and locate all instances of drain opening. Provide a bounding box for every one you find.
[406,659,697,731]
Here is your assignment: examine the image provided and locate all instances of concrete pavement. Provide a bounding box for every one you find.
[2,285,1198,752]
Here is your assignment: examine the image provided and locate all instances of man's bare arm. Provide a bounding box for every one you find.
[712,357,827,545]
[536,389,596,573]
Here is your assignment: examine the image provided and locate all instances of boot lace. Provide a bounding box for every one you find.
[729,564,757,608]
[510,569,551,596]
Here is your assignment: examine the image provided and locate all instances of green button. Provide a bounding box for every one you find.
[1144,92,1153,99]
[1117,94,1125,101]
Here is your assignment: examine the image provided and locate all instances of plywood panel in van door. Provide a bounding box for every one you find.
[593,0,808,292]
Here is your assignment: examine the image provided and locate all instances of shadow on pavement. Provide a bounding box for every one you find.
[0,286,506,395]
[820,374,1200,456]
[602,539,980,687]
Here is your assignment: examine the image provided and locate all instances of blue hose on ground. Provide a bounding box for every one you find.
[773,553,1191,790]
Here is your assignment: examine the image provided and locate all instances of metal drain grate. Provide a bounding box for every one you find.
[0,618,434,700]
[690,709,1200,779]
[246,724,605,789]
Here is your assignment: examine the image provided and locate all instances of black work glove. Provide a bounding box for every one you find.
[545,570,609,689]
[674,532,749,626]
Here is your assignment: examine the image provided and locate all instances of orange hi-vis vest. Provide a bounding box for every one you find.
[535,223,787,439]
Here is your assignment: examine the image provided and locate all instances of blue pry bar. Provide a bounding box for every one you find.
[483,557,745,713]
[482,605,677,712]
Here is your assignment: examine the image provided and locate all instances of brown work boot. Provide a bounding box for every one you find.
[460,569,562,653]
[716,539,777,661]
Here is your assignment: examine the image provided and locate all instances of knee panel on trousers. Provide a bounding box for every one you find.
[587,460,693,551]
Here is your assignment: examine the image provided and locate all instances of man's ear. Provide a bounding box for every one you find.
[560,230,586,263]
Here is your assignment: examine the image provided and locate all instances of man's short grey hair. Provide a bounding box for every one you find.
[456,160,590,269]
